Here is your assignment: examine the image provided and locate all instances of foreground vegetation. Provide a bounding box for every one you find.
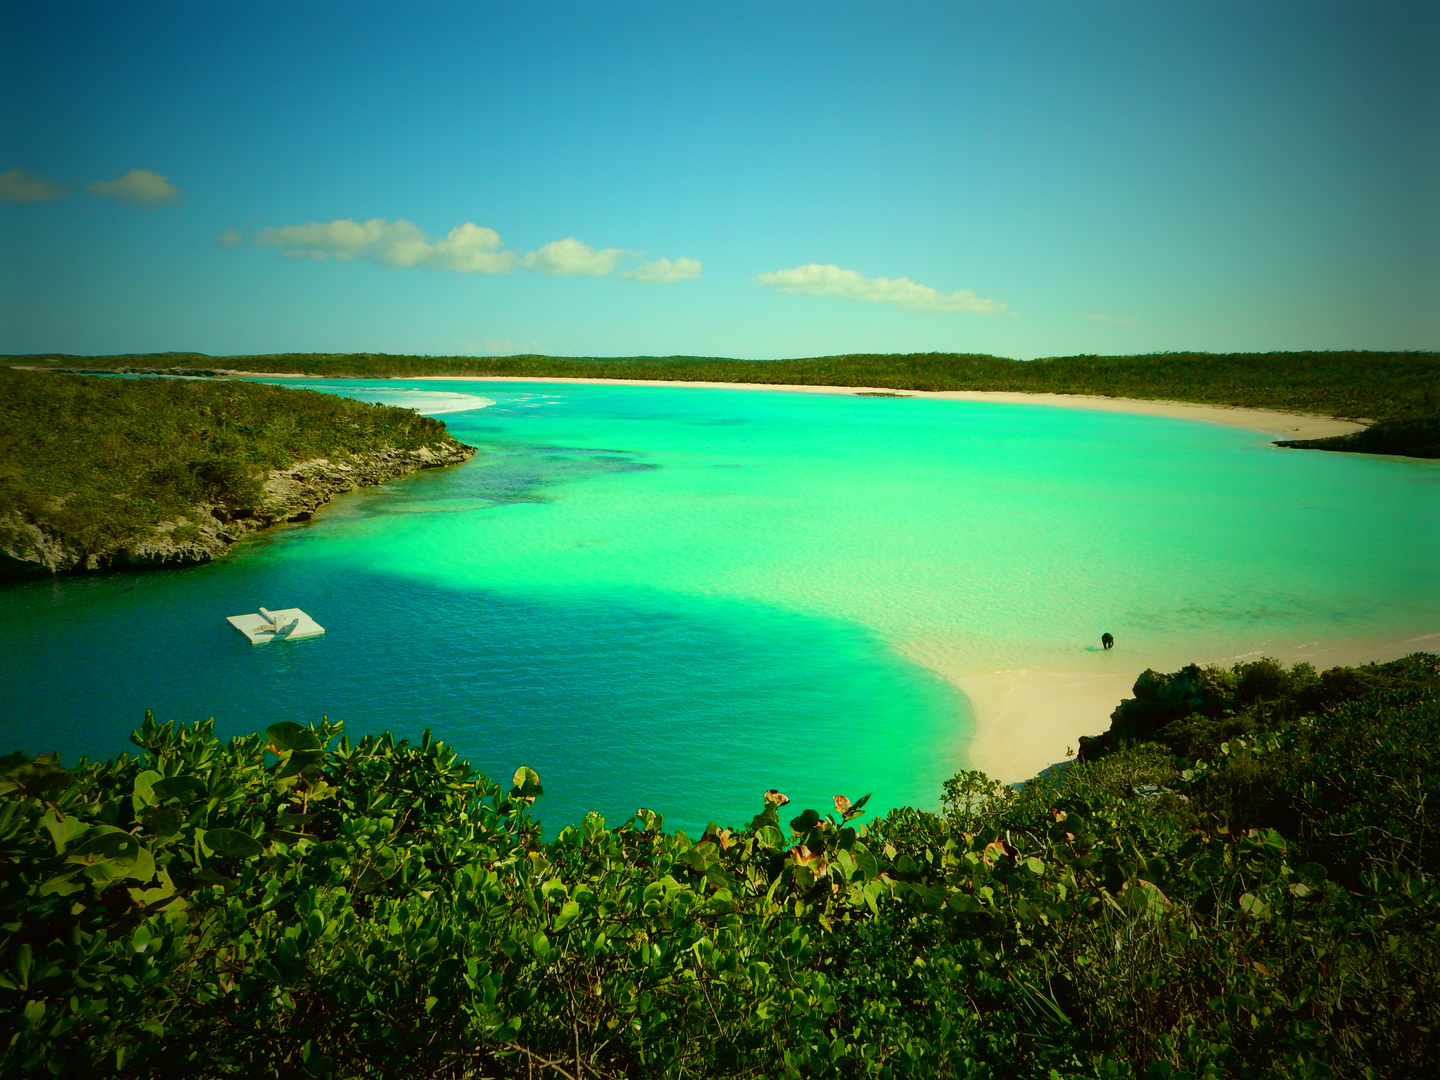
[3,654,1435,1078]
[0,370,468,569]
[8,349,1438,423]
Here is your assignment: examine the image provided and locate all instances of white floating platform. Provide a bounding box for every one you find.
[226,607,325,645]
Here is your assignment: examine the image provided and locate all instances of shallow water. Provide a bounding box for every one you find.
[2,380,1436,834]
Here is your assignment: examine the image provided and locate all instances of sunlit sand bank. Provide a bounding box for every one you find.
[409,375,1367,441]
[911,630,1440,784]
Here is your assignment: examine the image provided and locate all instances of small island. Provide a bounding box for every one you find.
[0,369,475,574]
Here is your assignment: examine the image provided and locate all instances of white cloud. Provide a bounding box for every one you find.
[521,237,628,276]
[753,263,1008,314]
[428,223,518,273]
[251,218,518,274]
[215,229,244,248]
[247,218,690,284]
[89,169,182,207]
[1083,313,1139,324]
[0,168,66,203]
[621,257,702,283]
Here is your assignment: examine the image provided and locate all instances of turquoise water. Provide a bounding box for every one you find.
[2,381,1437,834]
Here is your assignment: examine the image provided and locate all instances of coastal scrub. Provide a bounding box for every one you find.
[2,654,1435,1077]
[0,370,474,572]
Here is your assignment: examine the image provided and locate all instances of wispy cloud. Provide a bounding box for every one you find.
[215,229,244,248]
[0,168,67,203]
[1082,313,1139,324]
[252,219,518,273]
[521,237,628,276]
[89,169,183,207]
[753,263,1008,314]
[621,257,702,283]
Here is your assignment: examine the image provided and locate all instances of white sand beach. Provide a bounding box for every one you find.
[925,630,1440,784]
[411,374,1367,441]
[28,367,1371,442]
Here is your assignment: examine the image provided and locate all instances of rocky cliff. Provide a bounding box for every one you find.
[0,440,475,574]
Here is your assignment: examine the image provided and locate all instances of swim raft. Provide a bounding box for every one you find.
[226,607,325,644]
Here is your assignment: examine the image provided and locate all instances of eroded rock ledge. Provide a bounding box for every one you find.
[0,441,475,574]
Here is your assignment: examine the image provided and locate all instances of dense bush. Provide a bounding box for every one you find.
[3,655,1437,1077]
[0,370,464,557]
[1276,416,1440,458]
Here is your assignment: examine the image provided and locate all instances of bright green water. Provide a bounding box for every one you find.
[2,381,1436,834]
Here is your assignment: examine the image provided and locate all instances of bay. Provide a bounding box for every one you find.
[2,379,1435,835]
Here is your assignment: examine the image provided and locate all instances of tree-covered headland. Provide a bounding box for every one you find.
[3,653,1436,1078]
[0,370,473,572]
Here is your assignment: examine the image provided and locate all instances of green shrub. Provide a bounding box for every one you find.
[4,656,1437,1077]
[0,370,468,566]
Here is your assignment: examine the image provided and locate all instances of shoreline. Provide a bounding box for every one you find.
[395,374,1367,441]
[923,629,1440,783]
[22,367,1369,441]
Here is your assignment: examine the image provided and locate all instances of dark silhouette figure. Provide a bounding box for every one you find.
[1101,632,1114,650]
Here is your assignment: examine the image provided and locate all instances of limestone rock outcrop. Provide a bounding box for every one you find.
[0,441,475,574]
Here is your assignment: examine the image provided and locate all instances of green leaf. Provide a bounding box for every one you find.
[1238,892,1268,917]
[789,808,822,834]
[126,842,157,883]
[151,775,208,803]
[755,825,786,851]
[266,721,322,752]
[553,900,581,932]
[23,999,45,1028]
[128,871,178,909]
[947,892,982,915]
[140,805,185,839]
[3,760,71,802]
[39,807,91,854]
[67,827,142,872]
[510,766,543,802]
[132,769,163,810]
[38,870,85,898]
[14,944,32,989]
[202,828,265,859]
[277,748,325,780]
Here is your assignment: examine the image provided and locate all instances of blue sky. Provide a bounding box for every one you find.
[2,1,1435,360]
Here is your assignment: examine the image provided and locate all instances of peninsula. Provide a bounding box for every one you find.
[0,370,475,574]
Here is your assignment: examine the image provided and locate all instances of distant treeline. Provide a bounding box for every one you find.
[3,653,1436,1077]
[7,349,1438,422]
[0,370,463,563]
